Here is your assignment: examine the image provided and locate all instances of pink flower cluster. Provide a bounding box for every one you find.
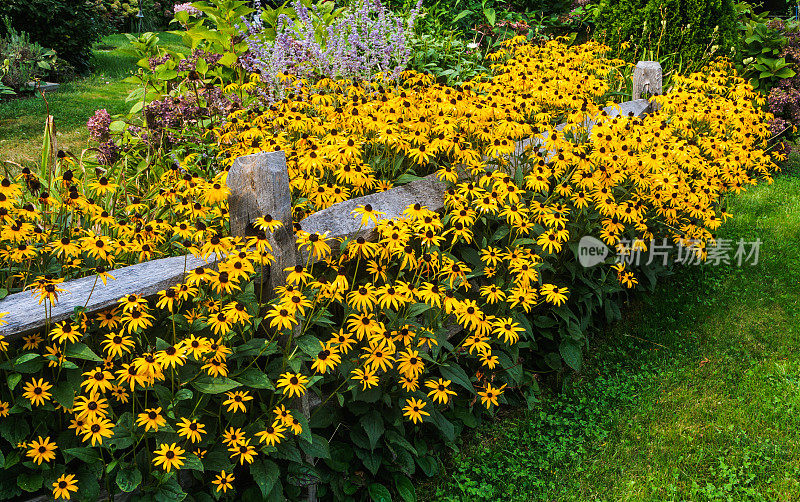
[173,2,201,16]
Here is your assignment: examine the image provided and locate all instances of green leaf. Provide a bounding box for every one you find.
[191,376,241,394]
[17,472,42,492]
[7,373,21,392]
[453,9,473,23]
[484,7,496,26]
[64,447,101,463]
[12,353,44,373]
[440,363,473,393]
[236,368,275,390]
[368,483,392,502]
[116,464,142,492]
[416,455,438,477]
[182,453,204,471]
[52,373,80,408]
[0,416,29,445]
[295,335,322,358]
[559,339,582,372]
[251,459,280,499]
[218,52,238,67]
[393,474,416,502]
[360,410,384,451]
[300,434,331,459]
[65,343,102,362]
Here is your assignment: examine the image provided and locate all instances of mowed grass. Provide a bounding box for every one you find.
[421,169,800,501]
[0,31,184,164]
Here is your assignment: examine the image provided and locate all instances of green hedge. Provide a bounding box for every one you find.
[0,0,105,74]
[596,0,738,70]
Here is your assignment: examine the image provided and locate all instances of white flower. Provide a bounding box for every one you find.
[467,42,479,50]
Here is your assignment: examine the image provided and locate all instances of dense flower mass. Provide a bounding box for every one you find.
[0,38,778,499]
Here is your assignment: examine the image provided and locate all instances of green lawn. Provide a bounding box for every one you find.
[421,166,800,501]
[0,31,184,165]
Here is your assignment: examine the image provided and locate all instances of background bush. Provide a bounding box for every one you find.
[0,0,105,74]
[595,0,738,71]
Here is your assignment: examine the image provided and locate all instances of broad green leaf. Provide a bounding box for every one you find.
[191,376,241,394]
[182,453,204,471]
[559,339,582,372]
[6,373,20,392]
[393,474,416,502]
[17,472,42,492]
[368,483,391,502]
[440,363,473,393]
[64,447,101,463]
[251,459,280,499]
[65,343,102,362]
[116,464,142,492]
[359,411,384,451]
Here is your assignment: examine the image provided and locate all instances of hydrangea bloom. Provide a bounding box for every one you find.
[173,2,202,16]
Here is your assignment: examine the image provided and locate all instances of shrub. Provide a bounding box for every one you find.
[0,0,105,74]
[766,27,800,140]
[595,0,738,71]
[97,0,184,32]
[0,37,777,500]
[0,20,59,92]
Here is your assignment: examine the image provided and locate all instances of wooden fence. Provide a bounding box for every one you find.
[0,61,661,502]
[0,61,661,339]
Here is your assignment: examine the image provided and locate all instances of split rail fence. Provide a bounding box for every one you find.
[0,61,661,502]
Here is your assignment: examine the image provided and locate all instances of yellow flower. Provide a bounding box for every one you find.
[27,436,57,464]
[22,377,52,406]
[136,407,166,432]
[177,418,206,443]
[276,372,309,397]
[478,383,506,409]
[153,443,186,472]
[229,438,257,465]
[402,398,430,424]
[223,390,253,414]
[255,421,286,446]
[52,473,79,500]
[352,203,386,227]
[212,470,235,493]
[80,367,114,395]
[425,378,458,404]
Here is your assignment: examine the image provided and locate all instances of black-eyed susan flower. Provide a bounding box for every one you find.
[81,367,114,395]
[255,421,286,446]
[351,367,379,390]
[23,377,52,406]
[425,378,458,404]
[402,397,430,424]
[212,471,235,493]
[82,417,115,446]
[478,383,506,409]
[310,341,341,374]
[153,442,186,472]
[101,332,134,358]
[26,436,57,464]
[177,418,206,443]
[223,390,253,414]
[136,407,166,432]
[276,372,308,397]
[228,438,257,465]
[52,473,78,500]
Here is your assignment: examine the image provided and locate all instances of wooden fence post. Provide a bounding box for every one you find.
[225,151,318,501]
[632,61,663,102]
[226,151,297,294]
